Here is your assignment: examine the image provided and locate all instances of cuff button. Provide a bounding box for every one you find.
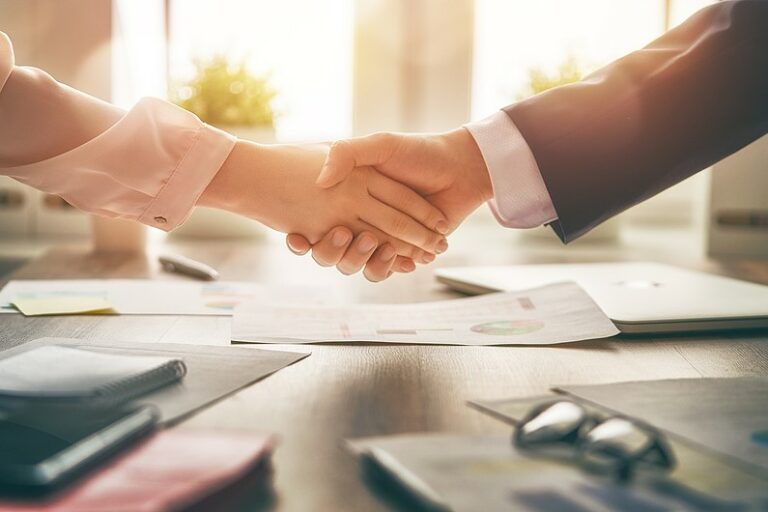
[154,216,167,224]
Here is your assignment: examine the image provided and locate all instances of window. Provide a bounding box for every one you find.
[168,0,353,142]
[472,0,715,118]
[472,0,716,228]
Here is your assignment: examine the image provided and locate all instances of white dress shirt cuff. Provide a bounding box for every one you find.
[465,111,557,228]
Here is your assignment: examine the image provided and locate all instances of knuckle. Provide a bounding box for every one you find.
[395,188,415,210]
[375,132,396,147]
[311,253,335,267]
[329,139,349,154]
[388,238,418,259]
[427,232,443,248]
[400,245,418,260]
[427,210,444,228]
[390,216,411,237]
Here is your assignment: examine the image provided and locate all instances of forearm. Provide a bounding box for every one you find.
[505,0,768,242]
[0,33,235,231]
[198,140,274,225]
[0,65,124,168]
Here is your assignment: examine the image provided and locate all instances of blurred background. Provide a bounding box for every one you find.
[0,0,765,267]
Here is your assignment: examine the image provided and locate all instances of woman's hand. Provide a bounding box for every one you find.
[286,228,424,281]
[198,140,448,261]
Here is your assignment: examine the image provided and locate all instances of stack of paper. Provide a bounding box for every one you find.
[10,297,116,316]
[0,280,333,316]
[232,282,619,346]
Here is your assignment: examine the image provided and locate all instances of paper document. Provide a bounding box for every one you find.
[348,434,746,512]
[232,282,619,345]
[11,296,116,316]
[0,280,332,316]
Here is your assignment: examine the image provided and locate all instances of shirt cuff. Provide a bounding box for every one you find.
[465,111,557,228]
[137,121,236,231]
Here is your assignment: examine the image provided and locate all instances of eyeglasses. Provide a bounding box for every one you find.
[513,400,675,482]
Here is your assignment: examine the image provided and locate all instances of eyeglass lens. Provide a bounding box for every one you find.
[518,401,587,445]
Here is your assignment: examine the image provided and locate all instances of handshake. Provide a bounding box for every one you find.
[200,127,493,282]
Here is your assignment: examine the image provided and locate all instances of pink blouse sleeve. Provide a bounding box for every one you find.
[0,31,236,231]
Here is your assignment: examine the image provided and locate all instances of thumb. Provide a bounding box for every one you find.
[316,133,398,188]
[316,140,356,188]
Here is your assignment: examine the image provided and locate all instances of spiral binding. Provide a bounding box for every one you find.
[93,359,187,405]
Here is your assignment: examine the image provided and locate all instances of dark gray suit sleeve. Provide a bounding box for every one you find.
[504,0,768,243]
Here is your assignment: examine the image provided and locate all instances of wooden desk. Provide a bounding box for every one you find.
[2,229,767,511]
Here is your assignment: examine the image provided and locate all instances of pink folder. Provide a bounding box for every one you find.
[0,429,275,512]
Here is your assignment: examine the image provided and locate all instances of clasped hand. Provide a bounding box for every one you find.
[285,128,492,281]
[201,128,490,282]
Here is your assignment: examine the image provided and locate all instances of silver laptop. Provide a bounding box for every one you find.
[435,262,768,334]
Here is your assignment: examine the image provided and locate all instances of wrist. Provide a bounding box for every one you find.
[443,127,494,204]
[198,139,272,222]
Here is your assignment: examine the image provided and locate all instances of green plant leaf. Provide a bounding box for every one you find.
[171,55,277,127]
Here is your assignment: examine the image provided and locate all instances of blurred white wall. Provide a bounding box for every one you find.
[0,0,112,99]
[353,0,473,135]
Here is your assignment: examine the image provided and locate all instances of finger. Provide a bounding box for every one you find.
[367,171,449,234]
[360,200,448,255]
[394,256,416,273]
[316,133,399,188]
[336,232,379,276]
[362,244,397,282]
[419,252,436,265]
[286,234,312,255]
[309,227,353,267]
[355,219,426,261]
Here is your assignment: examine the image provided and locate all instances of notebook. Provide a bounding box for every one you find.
[0,345,186,406]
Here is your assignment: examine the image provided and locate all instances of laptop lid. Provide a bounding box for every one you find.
[435,262,768,334]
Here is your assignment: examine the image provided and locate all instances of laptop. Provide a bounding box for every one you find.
[435,262,768,334]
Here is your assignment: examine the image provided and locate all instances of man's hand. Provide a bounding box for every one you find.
[286,128,493,280]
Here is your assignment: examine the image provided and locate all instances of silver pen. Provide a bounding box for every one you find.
[159,254,220,281]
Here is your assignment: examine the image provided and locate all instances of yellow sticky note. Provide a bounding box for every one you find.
[11,297,117,316]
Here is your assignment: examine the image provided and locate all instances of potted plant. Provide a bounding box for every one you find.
[170,56,278,238]
[173,55,277,142]
[520,55,583,99]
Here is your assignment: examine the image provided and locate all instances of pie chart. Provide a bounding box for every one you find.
[470,320,545,336]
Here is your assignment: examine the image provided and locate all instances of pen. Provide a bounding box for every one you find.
[158,254,220,281]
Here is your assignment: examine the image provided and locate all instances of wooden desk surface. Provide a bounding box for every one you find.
[2,227,767,511]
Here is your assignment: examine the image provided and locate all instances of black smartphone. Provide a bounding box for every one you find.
[0,404,158,493]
